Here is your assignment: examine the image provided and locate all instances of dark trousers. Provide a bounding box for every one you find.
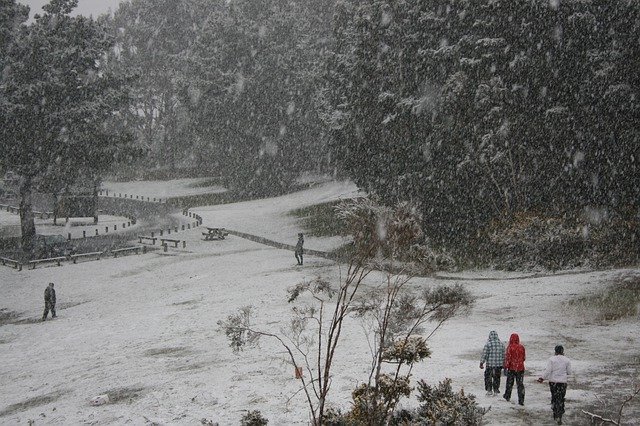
[484,367,502,392]
[43,301,56,320]
[504,370,525,404]
[295,251,303,265]
[549,382,567,419]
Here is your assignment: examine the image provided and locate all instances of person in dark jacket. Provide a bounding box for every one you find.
[295,233,304,265]
[480,330,505,396]
[42,282,56,321]
[503,332,526,405]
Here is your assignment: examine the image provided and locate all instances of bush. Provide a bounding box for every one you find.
[410,378,486,425]
[486,214,585,271]
[240,410,268,426]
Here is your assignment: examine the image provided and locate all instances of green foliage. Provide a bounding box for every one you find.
[328,0,640,248]
[0,0,137,250]
[348,376,412,424]
[104,0,335,192]
[412,378,486,425]
[240,410,269,426]
[0,0,28,72]
[217,306,260,352]
[335,197,425,263]
[288,200,350,237]
[381,336,431,364]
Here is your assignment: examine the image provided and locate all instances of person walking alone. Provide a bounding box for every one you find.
[480,330,505,396]
[42,282,56,321]
[295,233,304,265]
[538,345,573,425]
[503,332,526,405]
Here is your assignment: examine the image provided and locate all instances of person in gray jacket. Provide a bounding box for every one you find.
[42,282,56,321]
[538,345,573,425]
[480,330,505,396]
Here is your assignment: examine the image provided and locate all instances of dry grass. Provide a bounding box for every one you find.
[568,273,640,321]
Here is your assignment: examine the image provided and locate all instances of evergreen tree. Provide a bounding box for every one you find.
[328,0,640,245]
[0,0,136,253]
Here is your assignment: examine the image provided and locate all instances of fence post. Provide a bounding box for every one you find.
[105,226,108,233]
[163,243,168,252]
[160,230,163,236]
[182,241,186,249]
[68,233,71,240]
[83,230,86,238]
[168,229,171,235]
[95,229,99,236]
[151,231,154,238]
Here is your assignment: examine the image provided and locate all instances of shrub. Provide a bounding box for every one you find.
[411,378,486,425]
[240,410,268,426]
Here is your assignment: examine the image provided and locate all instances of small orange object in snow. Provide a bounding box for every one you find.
[295,366,303,379]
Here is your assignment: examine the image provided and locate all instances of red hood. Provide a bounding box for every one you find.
[509,333,520,344]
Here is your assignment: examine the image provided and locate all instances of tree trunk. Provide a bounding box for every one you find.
[19,176,36,255]
[53,192,58,225]
[93,181,99,224]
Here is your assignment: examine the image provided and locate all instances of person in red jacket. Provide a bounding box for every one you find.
[503,333,526,405]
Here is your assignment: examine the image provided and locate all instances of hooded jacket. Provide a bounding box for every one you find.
[504,333,526,372]
[481,331,505,367]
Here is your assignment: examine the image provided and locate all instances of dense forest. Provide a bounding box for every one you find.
[1,0,639,265]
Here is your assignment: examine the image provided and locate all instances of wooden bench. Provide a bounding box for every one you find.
[160,238,181,248]
[138,236,157,245]
[203,227,229,240]
[28,256,67,269]
[70,251,104,264]
[0,257,22,270]
[111,246,141,257]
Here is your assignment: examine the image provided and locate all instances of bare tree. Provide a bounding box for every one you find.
[218,198,473,424]
[582,384,640,425]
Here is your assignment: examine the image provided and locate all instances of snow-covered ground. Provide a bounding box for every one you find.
[102,178,226,200]
[0,212,138,239]
[0,180,638,425]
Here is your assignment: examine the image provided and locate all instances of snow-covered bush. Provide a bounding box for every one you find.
[486,212,640,271]
[487,214,585,270]
[411,378,486,425]
[240,410,268,426]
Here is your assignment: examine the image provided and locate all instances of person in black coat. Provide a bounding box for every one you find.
[295,233,304,265]
[42,282,56,321]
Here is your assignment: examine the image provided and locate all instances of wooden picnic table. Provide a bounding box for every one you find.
[203,227,228,240]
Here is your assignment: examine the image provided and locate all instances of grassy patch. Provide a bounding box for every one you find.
[104,386,145,404]
[0,309,21,327]
[288,200,349,237]
[568,274,640,321]
[144,346,191,357]
[188,178,224,188]
[167,192,237,209]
